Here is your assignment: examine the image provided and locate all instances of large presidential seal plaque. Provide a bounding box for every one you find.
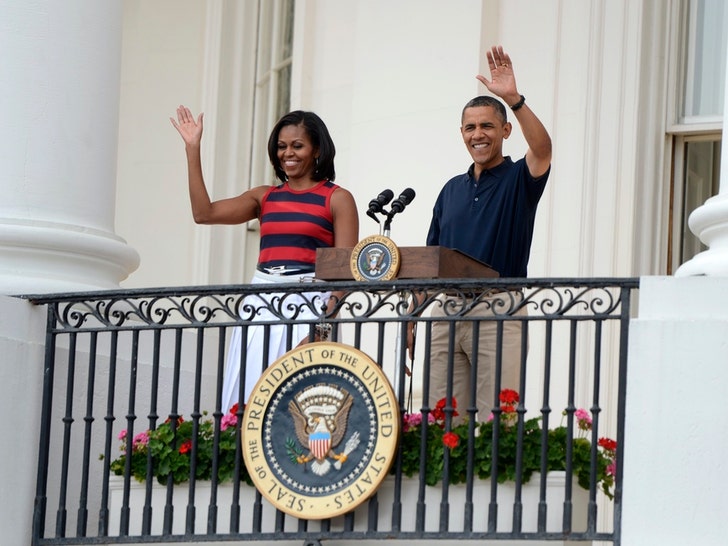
[242,342,399,519]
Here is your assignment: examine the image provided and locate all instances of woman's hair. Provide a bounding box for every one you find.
[267,110,336,183]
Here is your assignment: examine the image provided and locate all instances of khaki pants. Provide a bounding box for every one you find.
[428,291,526,422]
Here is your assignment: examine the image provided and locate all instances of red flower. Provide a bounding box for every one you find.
[598,437,617,452]
[499,389,519,405]
[442,432,459,449]
[179,440,192,454]
[229,403,239,415]
[431,397,459,423]
[164,416,184,426]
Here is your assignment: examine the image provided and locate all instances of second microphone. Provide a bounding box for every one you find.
[389,188,416,214]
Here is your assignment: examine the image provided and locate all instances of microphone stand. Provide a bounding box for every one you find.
[382,210,397,238]
[366,195,414,406]
[380,210,413,405]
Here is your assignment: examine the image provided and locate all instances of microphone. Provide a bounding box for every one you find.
[367,189,394,214]
[390,188,416,214]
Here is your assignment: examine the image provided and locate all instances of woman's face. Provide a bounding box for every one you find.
[276,124,317,181]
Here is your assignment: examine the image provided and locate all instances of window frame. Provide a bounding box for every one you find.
[668,134,722,273]
[247,0,295,192]
[665,0,725,274]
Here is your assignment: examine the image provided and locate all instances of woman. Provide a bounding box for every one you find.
[171,106,359,410]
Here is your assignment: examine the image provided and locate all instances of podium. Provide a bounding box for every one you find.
[315,246,499,280]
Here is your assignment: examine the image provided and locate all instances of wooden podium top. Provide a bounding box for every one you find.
[315,246,499,280]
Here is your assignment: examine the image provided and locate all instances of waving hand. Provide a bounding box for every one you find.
[170,105,204,148]
[476,46,520,106]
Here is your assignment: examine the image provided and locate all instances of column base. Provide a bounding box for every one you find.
[0,219,140,295]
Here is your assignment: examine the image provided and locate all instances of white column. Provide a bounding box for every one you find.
[0,0,139,295]
[675,48,728,276]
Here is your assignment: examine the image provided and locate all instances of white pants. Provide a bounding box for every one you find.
[221,270,330,411]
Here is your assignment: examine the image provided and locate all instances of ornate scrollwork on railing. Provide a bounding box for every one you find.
[39,279,636,331]
[524,285,623,318]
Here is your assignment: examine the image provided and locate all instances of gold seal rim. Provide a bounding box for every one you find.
[242,341,400,520]
[349,234,401,281]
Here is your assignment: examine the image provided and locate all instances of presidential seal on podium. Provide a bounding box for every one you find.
[350,234,401,281]
[242,342,399,519]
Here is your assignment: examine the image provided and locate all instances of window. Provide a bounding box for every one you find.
[670,137,721,269]
[242,0,295,281]
[248,0,295,188]
[680,0,727,123]
[668,0,727,273]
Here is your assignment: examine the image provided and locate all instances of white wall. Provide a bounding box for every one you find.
[292,0,485,249]
[115,0,208,288]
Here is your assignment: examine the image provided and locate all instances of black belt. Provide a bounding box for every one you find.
[256,265,315,276]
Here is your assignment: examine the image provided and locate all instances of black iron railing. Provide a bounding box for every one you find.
[27,277,638,545]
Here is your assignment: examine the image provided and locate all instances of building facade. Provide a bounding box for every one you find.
[2,1,728,545]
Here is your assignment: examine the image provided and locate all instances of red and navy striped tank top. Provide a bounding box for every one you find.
[257,180,338,271]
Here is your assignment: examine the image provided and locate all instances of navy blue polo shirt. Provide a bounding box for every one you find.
[426,156,549,278]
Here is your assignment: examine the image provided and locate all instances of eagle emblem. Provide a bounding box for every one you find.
[365,248,385,275]
[287,384,360,476]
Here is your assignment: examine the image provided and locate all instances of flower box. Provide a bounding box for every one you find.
[108,471,591,544]
[106,391,607,543]
[108,475,287,535]
[374,472,589,534]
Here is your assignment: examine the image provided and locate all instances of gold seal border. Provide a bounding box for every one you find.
[349,234,401,281]
[242,342,400,520]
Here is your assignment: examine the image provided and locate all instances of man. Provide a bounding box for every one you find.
[408,45,551,421]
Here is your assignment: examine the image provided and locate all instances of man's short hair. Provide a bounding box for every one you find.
[461,96,507,124]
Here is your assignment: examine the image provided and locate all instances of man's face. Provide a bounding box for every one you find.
[460,106,511,172]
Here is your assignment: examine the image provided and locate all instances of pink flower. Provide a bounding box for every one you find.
[575,409,592,430]
[132,431,149,450]
[606,461,616,477]
[220,412,237,431]
[118,429,127,441]
[402,412,422,432]
[401,412,437,432]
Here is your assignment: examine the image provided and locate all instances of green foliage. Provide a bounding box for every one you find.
[106,407,252,486]
[105,392,617,502]
[395,391,617,500]
[398,419,447,486]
